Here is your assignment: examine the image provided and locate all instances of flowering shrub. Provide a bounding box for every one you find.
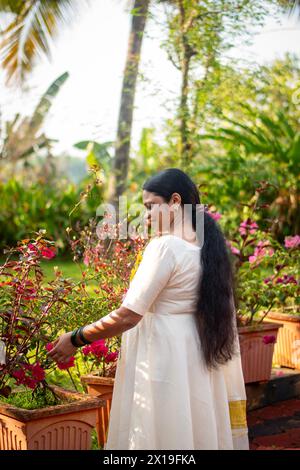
[81,338,119,377]
[0,223,143,400]
[224,185,299,326]
[0,231,76,400]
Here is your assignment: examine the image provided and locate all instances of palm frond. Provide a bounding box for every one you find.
[1,72,69,161]
[0,0,85,84]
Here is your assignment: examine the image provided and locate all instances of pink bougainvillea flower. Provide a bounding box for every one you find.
[46,343,75,369]
[249,241,274,265]
[81,339,110,359]
[82,344,92,356]
[284,235,300,249]
[207,211,222,221]
[30,362,46,381]
[104,351,119,363]
[41,247,56,259]
[239,219,258,237]
[225,240,240,256]
[90,340,109,359]
[27,243,39,255]
[12,362,45,389]
[83,256,90,266]
[57,357,75,370]
[262,335,276,345]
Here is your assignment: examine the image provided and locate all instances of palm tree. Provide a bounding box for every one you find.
[1,0,297,206]
[107,0,150,209]
[0,0,80,84]
[0,0,151,220]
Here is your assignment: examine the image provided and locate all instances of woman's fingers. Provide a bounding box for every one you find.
[50,352,69,363]
[47,332,76,364]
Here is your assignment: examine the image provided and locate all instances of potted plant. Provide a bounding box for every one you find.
[0,232,105,450]
[80,339,119,448]
[263,235,300,369]
[224,186,284,383]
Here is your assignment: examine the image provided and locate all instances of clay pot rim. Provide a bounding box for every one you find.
[238,321,283,334]
[0,384,106,422]
[80,372,115,386]
[267,310,300,323]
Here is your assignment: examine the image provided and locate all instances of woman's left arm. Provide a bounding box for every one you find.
[47,307,142,363]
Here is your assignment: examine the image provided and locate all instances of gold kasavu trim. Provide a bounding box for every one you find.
[228,400,247,429]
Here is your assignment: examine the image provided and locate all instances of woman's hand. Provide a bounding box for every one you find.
[47,332,78,363]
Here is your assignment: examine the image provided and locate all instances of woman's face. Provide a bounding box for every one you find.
[142,190,180,234]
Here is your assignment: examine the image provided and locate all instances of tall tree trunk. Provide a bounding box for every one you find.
[179,50,192,169]
[178,0,194,170]
[107,0,150,214]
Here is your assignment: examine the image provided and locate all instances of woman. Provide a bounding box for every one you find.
[48,168,249,450]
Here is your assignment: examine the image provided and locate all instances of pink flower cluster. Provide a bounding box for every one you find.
[12,362,45,389]
[46,343,75,370]
[239,219,258,237]
[27,243,56,259]
[249,241,274,264]
[284,235,300,249]
[226,240,240,256]
[82,339,119,363]
[207,211,222,221]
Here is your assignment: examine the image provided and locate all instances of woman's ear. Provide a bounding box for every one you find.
[171,192,181,206]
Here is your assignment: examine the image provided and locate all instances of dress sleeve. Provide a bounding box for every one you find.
[121,237,176,316]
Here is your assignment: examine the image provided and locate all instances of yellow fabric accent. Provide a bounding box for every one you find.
[129,250,143,282]
[229,400,247,429]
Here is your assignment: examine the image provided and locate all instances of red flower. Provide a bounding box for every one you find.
[81,340,111,360]
[12,362,45,389]
[262,335,276,345]
[57,357,75,370]
[27,243,39,255]
[104,351,119,363]
[82,344,92,356]
[41,247,56,259]
[91,340,109,358]
[46,343,75,370]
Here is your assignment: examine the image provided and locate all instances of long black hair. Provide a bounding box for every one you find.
[143,168,237,369]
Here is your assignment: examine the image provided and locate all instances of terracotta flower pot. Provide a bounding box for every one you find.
[0,385,105,450]
[264,311,300,369]
[80,373,115,448]
[238,322,283,384]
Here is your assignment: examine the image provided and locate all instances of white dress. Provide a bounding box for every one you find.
[105,234,249,450]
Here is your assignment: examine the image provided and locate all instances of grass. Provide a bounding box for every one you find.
[1,387,62,410]
[42,258,100,296]
[41,258,85,282]
[0,256,100,295]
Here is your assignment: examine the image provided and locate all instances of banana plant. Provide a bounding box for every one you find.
[0,71,69,163]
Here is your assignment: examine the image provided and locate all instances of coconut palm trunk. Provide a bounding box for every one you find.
[107,0,150,212]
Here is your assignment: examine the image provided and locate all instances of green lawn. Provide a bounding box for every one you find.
[1,257,99,295]
[41,258,85,282]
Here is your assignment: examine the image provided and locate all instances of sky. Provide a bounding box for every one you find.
[0,0,299,157]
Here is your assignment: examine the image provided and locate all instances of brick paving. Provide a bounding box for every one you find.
[248,397,300,450]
